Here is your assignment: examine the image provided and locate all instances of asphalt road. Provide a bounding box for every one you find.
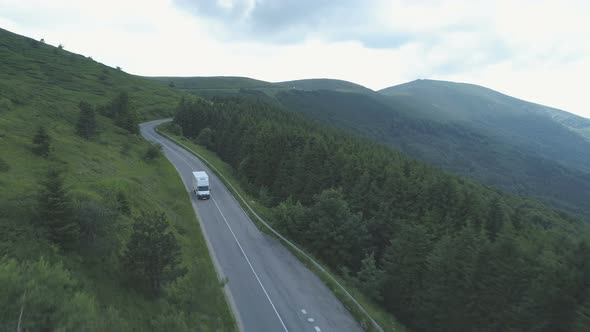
[141,119,363,332]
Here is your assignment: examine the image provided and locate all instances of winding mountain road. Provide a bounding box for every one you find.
[141,119,362,332]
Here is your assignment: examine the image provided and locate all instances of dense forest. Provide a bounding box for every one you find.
[175,96,590,332]
[154,76,590,222]
[274,88,590,221]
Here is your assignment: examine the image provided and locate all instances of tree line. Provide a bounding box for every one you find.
[174,96,590,332]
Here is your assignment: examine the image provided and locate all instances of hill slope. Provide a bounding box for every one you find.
[276,78,375,94]
[173,95,590,332]
[149,76,276,90]
[146,75,590,220]
[0,27,234,330]
[380,79,590,172]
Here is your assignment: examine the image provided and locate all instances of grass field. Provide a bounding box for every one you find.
[0,27,235,330]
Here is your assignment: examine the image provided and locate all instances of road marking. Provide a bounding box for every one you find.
[307,317,315,323]
[301,309,307,315]
[144,127,289,332]
[315,326,321,332]
[212,198,289,332]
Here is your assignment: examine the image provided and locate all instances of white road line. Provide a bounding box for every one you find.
[314,326,321,332]
[145,126,289,332]
[212,197,289,332]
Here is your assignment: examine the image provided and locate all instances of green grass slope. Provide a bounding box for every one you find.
[149,76,276,90]
[276,78,375,94]
[0,27,235,330]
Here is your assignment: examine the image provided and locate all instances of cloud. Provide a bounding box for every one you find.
[173,0,411,47]
[0,0,589,117]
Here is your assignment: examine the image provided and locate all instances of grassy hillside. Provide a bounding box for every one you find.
[150,76,276,90]
[276,78,375,94]
[0,27,235,330]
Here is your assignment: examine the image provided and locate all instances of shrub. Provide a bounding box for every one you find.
[32,126,51,158]
[196,128,214,149]
[144,143,163,162]
[0,158,9,173]
[0,97,13,112]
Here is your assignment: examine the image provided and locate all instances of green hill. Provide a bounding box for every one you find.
[0,27,234,330]
[146,75,590,220]
[266,81,590,221]
[380,79,590,172]
[149,75,276,90]
[276,78,375,94]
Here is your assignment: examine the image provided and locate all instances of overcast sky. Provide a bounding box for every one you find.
[1,0,589,117]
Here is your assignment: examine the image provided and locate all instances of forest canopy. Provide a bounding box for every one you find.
[174,96,590,332]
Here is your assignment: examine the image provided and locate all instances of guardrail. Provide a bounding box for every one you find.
[156,125,385,332]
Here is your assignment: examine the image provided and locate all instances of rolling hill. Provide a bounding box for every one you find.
[150,76,590,221]
[380,79,590,173]
[0,27,234,330]
[149,75,276,90]
[266,80,590,221]
[276,78,376,94]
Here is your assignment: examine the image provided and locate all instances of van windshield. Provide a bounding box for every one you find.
[197,186,209,191]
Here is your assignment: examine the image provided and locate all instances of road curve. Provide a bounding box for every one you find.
[141,119,363,332]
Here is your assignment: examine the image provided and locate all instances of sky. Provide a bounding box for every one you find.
[1,0,589,117]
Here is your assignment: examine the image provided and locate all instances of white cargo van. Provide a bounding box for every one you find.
[192,171,210,199]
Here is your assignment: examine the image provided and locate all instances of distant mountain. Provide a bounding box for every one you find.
[275,81,590,221]
[149,76,276,90]
[380,79,590,173]
[147,76,376,94]
[147,76,590,221]
[276,78,375,94]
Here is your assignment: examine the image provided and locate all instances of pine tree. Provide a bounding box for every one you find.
[381,222,433,325]
[196,127,214,148]
[38,167,79,249]
[417,225,485,332]
[124,211,183,294]
[101,92,138,134]
[306,188,367,269]
[32,126,51,158]
[354,252,385,301]
[116,191,131,216]
[485,197,508,241]
[76,101,98,139]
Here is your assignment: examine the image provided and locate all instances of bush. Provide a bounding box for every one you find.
[196,128,214,149]
[0,258,99,331]
[76,101,98,139]
[0,97,12,112]
[167,123,183,136]
[0,158,9,172]
[32,126,51,158]
[144,143,163,162]
[75,199,122,260]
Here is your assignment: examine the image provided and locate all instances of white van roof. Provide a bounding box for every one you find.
[193,171,208,178]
